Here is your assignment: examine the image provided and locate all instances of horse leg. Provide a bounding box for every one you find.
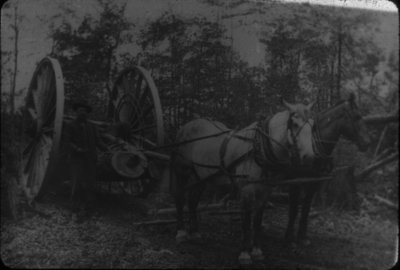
[238,185,254,265]
[251,184,269,261]
[297,184,319,245]
[285,185,300,243]
[174,174,188,243]
[251,206,265,261]
[188,182,206,240]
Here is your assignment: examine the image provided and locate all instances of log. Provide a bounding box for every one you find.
[64,115,110,127]
[363,110,399,125]
[373,195,398,210]
[207,202,277,216]
[132,219,178,226]
[355,152,398,181]
[274,258,327,270]
[143,150,170,161]
[149,203,226,216]
[270,176,332,186]
[207,210,242,216]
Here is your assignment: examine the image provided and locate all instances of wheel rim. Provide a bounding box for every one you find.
[21,57,65,201]
[109,66,164,147]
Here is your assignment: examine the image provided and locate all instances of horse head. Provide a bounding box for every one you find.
[337,93,370,152]
[282,99,316,163]
[316,93,370,154]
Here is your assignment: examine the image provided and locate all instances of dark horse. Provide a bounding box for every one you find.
[170,101,315,265]
[284,93,371,246]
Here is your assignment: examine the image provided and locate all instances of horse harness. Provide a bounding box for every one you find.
[180,113,307,190]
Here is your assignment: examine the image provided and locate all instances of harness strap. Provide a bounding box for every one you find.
[219,130,246,200]
[312,120,333,159]
[287,115,301,164]
[219,130,234,172]
[148,129,231,151]
[184,149,254,191]
[254,118,291,170]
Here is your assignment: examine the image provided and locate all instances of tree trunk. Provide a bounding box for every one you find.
[336,28,342,103]
[330,57,335,106]
[10,4,19,113]
[315,166,357,210]
[1,175,19,220]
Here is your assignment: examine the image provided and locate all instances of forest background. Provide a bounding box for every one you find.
[1,0,398,216]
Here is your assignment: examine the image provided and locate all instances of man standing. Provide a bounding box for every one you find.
[67,100,107,221]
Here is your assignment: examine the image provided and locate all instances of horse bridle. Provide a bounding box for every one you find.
[312,103,361,157]
[287,113,314,161]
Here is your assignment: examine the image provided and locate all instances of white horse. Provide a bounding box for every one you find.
[170,100,315,265]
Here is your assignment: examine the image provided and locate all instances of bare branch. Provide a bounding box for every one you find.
[373,194,398,210]
[373,125,388,159]
[371,147,396,164]
[355,152,399,181]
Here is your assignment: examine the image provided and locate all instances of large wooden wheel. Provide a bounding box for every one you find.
[108,66,164,147]
[20,57,65,202]
[107,66,165,196]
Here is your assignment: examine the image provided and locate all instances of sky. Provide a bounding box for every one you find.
[1,0,398,109]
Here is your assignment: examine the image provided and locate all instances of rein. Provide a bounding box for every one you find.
[147,129,231,151]
[311,103,357,158]
[176,115,311,190]
[312,120,333,159]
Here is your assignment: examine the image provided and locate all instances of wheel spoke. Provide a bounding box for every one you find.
[122,75,132,92]
[36,71,47,117]
[34,135,51,191]
[43,73,56,119]
[128,99,140,127]
[140,104,154,120]
[42,106,56,128]
[110,67,164,147]
[134,75,143,100]
[27,108,38,121]
[138,86,150,108]
[42,64,52,101]
[32,88,41,118]
[119,103,134,124]
[131,135,156,147]
[24,142,38,174]
[131,124,156,134]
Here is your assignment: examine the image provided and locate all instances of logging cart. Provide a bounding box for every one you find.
[19,56,348,206]
[20,56,169,202]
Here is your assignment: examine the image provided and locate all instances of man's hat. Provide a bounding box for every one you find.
[73,100,92,113]
[111,150,148,179]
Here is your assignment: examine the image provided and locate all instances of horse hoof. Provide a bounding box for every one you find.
[238,251,252,265]
[251,247,264,261]
[175,230,188,244]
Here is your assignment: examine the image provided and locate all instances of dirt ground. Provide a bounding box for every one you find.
[1,188,398,269]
